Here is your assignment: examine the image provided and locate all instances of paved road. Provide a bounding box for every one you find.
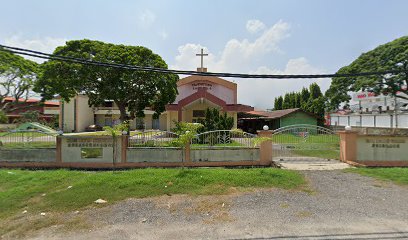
[26,169,408,240]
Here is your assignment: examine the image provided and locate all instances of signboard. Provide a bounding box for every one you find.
[356,136,408,161]
[352,92,379,101]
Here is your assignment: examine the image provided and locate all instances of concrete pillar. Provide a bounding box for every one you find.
[56,136,62,163]
[184,142,191,164]
[338,130,358,163]
[121,135,129,163]
[257,130,273,166]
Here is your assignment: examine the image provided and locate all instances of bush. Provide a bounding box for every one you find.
[0,111,8,124]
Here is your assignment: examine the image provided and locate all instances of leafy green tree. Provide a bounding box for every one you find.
[274,96,283,110]
[0,110,8,123]
[282,93,291,109]
[300,87,310,104]
[0,48,38,112]
[36,39,179,122]
[309,83,322,100]
[199,108,234,131]
[326,36,408,110]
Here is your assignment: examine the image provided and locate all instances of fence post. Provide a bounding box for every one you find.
[56,135,62,163]
[257,130,273,166]
[338,130,358,163]
[184,141,191,165]
[121,135,128,163]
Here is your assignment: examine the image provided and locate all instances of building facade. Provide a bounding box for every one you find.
[59,68,254,132]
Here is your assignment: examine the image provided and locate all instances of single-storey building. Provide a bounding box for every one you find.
[238,108,318,133]
[59,67,254,132]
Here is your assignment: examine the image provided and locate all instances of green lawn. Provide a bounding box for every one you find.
[272,134,339,144]
[0,168,305,220]
[346,168,408,185]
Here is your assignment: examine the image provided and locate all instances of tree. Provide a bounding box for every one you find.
[282,93,291,109]
[274,96,283,110]
[0,48,38,112]
[200,108,234,131]
[309,83,322,100]
[326,36,408,110]
[36,39,179,122]
[300,87,310,104]
[0,110,7,123]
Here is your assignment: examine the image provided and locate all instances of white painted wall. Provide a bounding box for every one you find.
[330,113,408,128]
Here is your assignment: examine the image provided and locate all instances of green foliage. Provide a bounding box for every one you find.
[326,36,408,109]
[274,96,283,110]
[273,83,325,125]
[171,122,204,147]
[0,168,305,219]
[0,49,38,111]
[19,110,40,122]
[36,39,179,122]
[197,108,234,131]
[0,110,7,123]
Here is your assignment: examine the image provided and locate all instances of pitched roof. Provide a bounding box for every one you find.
[3,97,59,106]
[243,108,312,119]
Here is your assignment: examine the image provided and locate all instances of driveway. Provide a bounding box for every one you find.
[275,158,351,170]
[24,170,408,240]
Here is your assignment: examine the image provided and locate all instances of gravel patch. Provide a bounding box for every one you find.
[25,170,408,240]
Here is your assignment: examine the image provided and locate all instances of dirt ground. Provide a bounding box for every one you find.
[3,169,408,240]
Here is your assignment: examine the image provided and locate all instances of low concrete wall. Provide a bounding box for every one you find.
[0,148,56,162]
[60,136,121,163]
[339,131,408,166]
[356,135,408,166]
[191,148,260,162]
[0,124,17,130]
[127,148,183,163]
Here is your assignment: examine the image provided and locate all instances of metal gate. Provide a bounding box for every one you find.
[272,124,340,161]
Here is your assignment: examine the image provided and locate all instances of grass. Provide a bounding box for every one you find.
[0,168,305,220]
[272,134,339,144]
[346,168,408,185]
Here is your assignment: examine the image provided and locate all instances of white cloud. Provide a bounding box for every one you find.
[172,20,290,73]
[4,35,66,63]
[246,19,266,34]
[138,10,156,28]
[171,20,330,109]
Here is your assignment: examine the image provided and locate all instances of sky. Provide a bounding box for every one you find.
[1,0,407,109]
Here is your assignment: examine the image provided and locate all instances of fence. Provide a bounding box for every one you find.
[330,113,408,129]
[0,129,272,168]
[0,130,57,163]
[190,130,259,162]
[127,130,182,163]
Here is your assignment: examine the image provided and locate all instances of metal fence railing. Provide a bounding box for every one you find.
[191,130,257,148]
[128,130,180,148]
[0,130,57,149]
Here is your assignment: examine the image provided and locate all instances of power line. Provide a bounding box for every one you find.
[0,44,405,79]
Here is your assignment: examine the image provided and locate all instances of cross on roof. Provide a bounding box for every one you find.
[196,48,208,70]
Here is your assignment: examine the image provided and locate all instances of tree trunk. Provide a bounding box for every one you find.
[116,101,127,123]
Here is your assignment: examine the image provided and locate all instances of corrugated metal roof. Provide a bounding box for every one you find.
[245,108,301,119]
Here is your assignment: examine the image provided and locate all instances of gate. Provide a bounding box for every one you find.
[271,124,340,161]
[190,130,259,162]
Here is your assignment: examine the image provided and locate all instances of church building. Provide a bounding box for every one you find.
[59,50,254,132]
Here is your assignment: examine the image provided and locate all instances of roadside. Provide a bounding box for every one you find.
[4,169,407,240]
